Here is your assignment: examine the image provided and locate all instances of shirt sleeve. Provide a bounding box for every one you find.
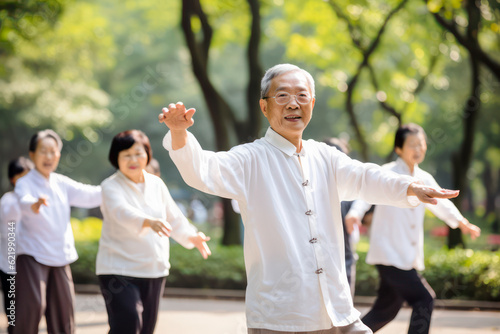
[346,199,372,219]
[163,131,247,201]
[63,175,102,208]
[0,193,21,223]
[333,151,416,208]
[14,178,38,213]
[423,174,462,229]
[101,181,154,235]
[162,183,197,249]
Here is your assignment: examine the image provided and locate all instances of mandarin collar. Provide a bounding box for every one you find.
[31,168,52,184]
[264,127,305,157]
[396,157,417,176]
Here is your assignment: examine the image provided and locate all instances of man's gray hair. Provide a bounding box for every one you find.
[260,64,316,99]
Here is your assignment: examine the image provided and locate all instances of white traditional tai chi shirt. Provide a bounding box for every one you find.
[164,127,418,332]
[347,158,463,271]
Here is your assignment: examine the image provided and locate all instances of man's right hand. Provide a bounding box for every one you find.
[159,102,195,131]
[158,102,195,150]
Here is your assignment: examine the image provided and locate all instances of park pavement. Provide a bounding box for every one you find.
[1,289,499,333]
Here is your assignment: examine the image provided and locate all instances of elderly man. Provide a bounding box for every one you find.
[159,64,459,334]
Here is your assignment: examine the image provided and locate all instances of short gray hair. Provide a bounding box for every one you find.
[260,64,316,99]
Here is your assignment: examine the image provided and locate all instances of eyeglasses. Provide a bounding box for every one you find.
[36,150,60,157]
[263,91,312,105]
[119,152,147,161]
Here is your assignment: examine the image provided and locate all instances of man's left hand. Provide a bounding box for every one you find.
[407,182,459,205]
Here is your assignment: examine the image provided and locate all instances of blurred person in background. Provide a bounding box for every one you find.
[323,137,358,296]
[0,156,33,334]
[346,123,481,334]
[145,157,161,177]
[14,129,102,334]
[97,129,211,334]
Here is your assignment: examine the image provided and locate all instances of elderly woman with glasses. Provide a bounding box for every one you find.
[14,129,102,334]
[97,129,211,334]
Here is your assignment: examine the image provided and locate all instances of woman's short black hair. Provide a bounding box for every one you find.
[394,123,426,150]
[108,130,152,169]
[29,129,63,152]
[8,157,34,186]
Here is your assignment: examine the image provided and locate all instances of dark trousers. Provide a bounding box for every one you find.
[0,270,15,334]
[98,275,166,334]
[362,265,435,334]
[14,255,75,334]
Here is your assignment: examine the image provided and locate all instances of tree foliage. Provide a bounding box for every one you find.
[0,0,498,246]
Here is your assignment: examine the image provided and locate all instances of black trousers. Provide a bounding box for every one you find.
[98,275,166,334]
[0,270,14,334]
[362,265,435,334]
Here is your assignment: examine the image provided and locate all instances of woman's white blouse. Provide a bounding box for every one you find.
[96,170,197,278]
[15,169,102,266]
[348,158,463,271]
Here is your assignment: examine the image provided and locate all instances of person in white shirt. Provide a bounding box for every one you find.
[14,129,102,334]
[97,129,211,334]
[345,123,481,334]
[0,157,33,334]
[158,64,463,334]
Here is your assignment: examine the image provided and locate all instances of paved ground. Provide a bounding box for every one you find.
[2,293,500,334]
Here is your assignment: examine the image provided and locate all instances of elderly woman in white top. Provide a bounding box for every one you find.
[346,123,480,334]
[97,129,211,334]
[14,129,102,334]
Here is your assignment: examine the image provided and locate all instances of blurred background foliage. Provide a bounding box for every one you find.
[1,0,499,248]
[70,216,500,301]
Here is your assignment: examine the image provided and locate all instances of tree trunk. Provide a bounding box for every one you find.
[494,169,500,233]
[221,198,242,245]
[180,0,262,245]
[181,0,241,245]
[483,162,495,216]
[328,0,409,161]
[240,0,263,143]
[447,0,482,248]
[449,58,480,247]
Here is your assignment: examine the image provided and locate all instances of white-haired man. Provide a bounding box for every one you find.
[159,64,459,334]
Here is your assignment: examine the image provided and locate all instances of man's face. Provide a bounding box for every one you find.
[259,70,315,143]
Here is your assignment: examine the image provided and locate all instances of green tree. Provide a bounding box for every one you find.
[0,0,114,191]
[427,0,500,247]
[270,0,499,248]
[180,0,264,245]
